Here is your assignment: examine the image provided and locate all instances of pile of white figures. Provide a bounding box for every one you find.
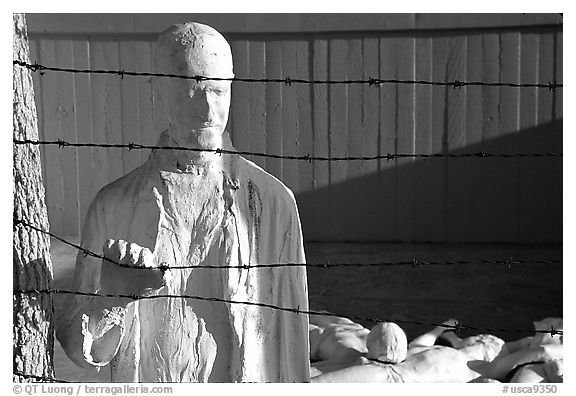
[309,315,563,383]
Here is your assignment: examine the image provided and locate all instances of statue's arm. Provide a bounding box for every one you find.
[482,344,563,380]
[276,193,311,382]
[55,196,128,369]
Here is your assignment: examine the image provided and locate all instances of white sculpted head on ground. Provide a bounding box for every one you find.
[365,322,408,363]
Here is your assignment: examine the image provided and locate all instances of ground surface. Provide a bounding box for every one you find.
[51,238,562,382]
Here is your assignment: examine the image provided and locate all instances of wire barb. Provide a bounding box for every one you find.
[550,326,559,337]
[501,257,513,269]
[368,77,380,87]
[454,320,463,333]
[452,80,465,89]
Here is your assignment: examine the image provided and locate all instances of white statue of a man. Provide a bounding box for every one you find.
[56,22,310,383]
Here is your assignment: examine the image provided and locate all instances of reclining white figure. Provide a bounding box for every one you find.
[310,318,497,382]
[469,318,563,383]
[56,22,309,383]
[310,317,562,383]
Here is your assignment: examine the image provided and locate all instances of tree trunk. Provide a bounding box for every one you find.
[13,13,55,382]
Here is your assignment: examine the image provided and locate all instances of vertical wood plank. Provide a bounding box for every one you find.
[445,36,468,242]
[395,36,416,241]
[328,39,348,241]
[90,40,123,186]
[265,41,283,181]
[249,41,267,170]
[430,36,449,242]
[517,32,539,243]
[119,41,144,174]
[497,32,521,242]
[550,29,562,242]
[536,32,557,243]
[88,40,110,198]
[311,39,330,240]
[362,37,381,241]
[295,40,314,239]
[281,41,300,194]
[554,30,563,126]
[72,40,95,230]
[136,42,155,162]
[28,38,47,196]
[378,37,398,240]
[413,36,435,241]
[39,39,79,237]
[230,40,251,152]
[36,38,63,236]
[56,39,80,237]
[465,33,486,242]
[344,38,364,240]
[150,42,169,142]
[479,33,501,243]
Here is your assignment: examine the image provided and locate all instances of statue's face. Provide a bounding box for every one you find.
[154,24,234,148]
[161,74,232,148]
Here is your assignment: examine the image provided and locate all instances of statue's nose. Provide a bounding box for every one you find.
[184,89,215,123]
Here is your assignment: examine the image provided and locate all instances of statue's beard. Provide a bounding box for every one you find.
[170,125,224,149]
[195,128,223,148]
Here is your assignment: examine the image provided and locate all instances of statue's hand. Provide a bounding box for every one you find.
[99,239,166,297]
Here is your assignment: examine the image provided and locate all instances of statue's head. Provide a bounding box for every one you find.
[152,22,234,148]
[366,322,408,363]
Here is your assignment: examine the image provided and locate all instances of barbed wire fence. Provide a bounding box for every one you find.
[12,60,564,90]
[13,138,563,161]
[14,217,562,271]
[12,59,563,383]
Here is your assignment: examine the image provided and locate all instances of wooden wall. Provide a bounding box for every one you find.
[25,14,563,243]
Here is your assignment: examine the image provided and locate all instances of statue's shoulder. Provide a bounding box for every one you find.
[236,155,297,207]
[91,161,151,207]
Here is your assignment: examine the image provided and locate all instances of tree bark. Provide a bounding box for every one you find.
[13,13,55,382]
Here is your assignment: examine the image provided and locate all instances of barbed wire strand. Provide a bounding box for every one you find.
[13,60,563,90]
[13,139,563,161]
[14,218,561,271]
[14,288,562,337]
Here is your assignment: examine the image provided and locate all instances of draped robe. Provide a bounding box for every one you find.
[56,132,310,382]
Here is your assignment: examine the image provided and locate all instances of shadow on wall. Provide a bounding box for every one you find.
[296,120,562,243]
